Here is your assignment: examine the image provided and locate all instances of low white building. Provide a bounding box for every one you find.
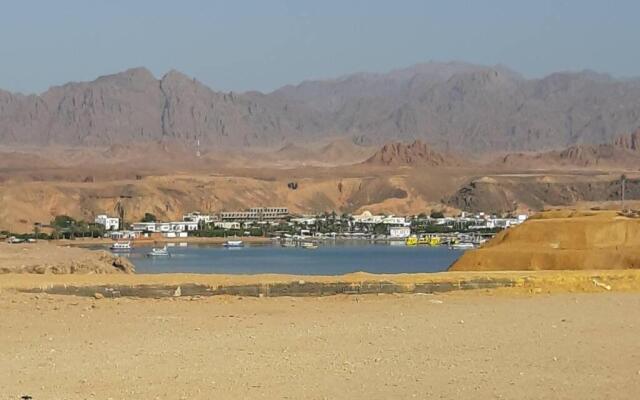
[183,211,217,224]
[95,214,120,231]
[382,216,408,226]
[389,226,411,238]
[290,217,317,225]
[352,211,385,224]
[131,221,198,233]
[214,221,241,230]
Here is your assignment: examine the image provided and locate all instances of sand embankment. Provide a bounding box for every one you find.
[0,242,134,274]
[2,269,640,297]
[450,210,640,271]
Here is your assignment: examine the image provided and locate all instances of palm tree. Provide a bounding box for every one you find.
[114,200,126,230]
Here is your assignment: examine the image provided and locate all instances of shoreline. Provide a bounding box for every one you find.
[2,269,639,297]
[51,236,273,246]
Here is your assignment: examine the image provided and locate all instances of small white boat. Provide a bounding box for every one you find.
[300,242,318,249]
[223,240,244,248]
[110,241,132,251]
[450,242,475,250]
[147,246,170,257]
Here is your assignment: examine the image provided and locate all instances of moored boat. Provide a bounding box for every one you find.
[450,242,475,250]
[147,245,170,257]
[223,240,244,248]
[110,241,132,251]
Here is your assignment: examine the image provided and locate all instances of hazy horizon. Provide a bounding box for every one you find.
[1,0,639,94]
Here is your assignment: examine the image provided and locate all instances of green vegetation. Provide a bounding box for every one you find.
[49,215,105,240]
[141,213,157,222]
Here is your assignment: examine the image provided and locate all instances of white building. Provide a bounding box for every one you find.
[382,216,408,226]
[214,221,241,230]
[352,211,384,224]
[131,221,198,233]
[95,214,120,231]
[389,226,411,238]
[290,217,317,225]
[220,207,288,221]
[183,211,217,224]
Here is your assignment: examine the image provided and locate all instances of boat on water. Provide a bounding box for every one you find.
[450,242,475,250]
[147,245,170,257]
[110,241,132,251]
[223,240,244,248]
[300,242,319,249]
[405,236,418,246]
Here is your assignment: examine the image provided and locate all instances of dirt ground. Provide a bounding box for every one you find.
[1,290,639,399]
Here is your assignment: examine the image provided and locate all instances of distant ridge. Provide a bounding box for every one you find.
[496,128,640,169]
[2,62,640,153]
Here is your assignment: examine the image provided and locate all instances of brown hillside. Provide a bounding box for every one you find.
[494,128,640,169]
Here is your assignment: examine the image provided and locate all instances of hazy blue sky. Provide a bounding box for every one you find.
[1,0,638,94]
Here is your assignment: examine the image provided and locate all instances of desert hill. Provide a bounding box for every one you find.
[495,128,640,169]
[364,140,458,167]
[3,62,640,153]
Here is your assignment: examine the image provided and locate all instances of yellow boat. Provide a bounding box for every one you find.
[405,236,418,246]
[417,235,441,246]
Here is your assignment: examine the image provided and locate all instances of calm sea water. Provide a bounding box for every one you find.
[111,242,463,275]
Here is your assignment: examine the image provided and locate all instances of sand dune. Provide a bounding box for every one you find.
[450,210,640,271]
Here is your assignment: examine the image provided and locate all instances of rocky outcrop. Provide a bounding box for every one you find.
[495,128,640,169]
[613,128,640,152]
[364,140,456,166]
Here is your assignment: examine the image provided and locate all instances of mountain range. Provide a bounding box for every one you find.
[2,61,640,153]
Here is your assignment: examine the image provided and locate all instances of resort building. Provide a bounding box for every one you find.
[389,226,411,238]
[352,211,385,224]
[131,221,198,233]
[220,207,289,221]
[352,211,408,226]
[214,221,241,230]
[183,211,218,224]
[94,214,120,231]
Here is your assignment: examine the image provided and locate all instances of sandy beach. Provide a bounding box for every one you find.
[0,290,639,399]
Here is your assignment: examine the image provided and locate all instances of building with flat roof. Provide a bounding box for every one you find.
[220,207,288,221]
[94,214,120,231]
[183,211,218,224]
[131,221,198,233]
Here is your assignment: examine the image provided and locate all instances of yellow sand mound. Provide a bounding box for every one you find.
[450,210,640,271]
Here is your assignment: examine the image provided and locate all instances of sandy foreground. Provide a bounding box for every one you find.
[1,290,639,399]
